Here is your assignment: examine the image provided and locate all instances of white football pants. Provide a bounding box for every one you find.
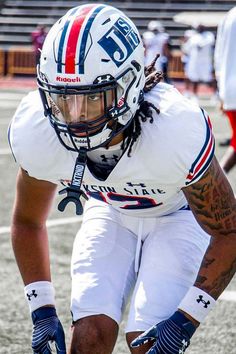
[71,199,210,332]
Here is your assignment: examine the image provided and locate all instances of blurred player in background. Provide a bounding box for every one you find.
[9,4,236,354]
[31,24,48,65]
[142,20,172,83]
[214,7,236,173]
[184,24,215,102]
[180,28,196,97]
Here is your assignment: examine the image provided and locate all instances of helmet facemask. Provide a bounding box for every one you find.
[38,66,140,151]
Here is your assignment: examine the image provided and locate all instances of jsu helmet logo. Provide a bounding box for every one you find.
[98,17,140,67]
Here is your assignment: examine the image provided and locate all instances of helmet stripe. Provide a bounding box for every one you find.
[57,4,105,74]
[78,5,106,74]
[57,6,80,73]
[65,4,97,74]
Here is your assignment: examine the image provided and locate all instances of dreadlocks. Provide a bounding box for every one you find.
[122,54,163,156]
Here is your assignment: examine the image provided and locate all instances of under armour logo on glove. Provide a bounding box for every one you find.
[196,295,211,308]
[131,311,196,354]
[179,339,189,354]
[27,290,37,301]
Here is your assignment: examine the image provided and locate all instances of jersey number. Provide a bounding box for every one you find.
[87,191,162,209]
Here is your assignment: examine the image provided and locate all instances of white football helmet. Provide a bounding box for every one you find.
[38,3,145,151]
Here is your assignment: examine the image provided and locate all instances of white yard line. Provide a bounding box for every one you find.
[0,119,11,125]
[0,92,26,100]
[0,148,11,155]
[0,102,22,108]
[0,216,82,234]
[46,215,82,226]
[214,133,231,139]
[219,290,236,302]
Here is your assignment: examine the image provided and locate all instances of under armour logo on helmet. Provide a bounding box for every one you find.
[196,295,210,308]
[27,290,38,301]
[94,74,113,84]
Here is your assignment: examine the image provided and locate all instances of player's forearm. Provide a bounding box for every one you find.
[194,236,236,299]
[178,235,236,327]
[11,221,51,285]
[183,157,236,299]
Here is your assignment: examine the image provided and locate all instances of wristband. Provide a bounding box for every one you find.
[24,281,55,313]
[178,286,216,323]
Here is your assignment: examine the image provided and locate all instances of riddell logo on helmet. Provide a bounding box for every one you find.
[56,76,81,82]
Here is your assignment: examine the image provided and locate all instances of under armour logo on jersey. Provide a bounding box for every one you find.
[127,182,146,187]
[27,290,37,301]
[98,17,140,67]
[196,295,210,308]
[179,339,188,353]
[100,154,119,163]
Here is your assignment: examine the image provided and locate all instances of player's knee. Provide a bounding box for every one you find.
[69,315,118,354]
[70,323,100,354]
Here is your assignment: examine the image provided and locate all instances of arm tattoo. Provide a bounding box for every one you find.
[185,157,236,234]
[183,156,236,298]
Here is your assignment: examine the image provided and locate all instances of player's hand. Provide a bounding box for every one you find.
[131,311,196,354]
[31,307,66,354]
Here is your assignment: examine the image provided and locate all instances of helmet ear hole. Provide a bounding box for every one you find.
[131,60,142,72]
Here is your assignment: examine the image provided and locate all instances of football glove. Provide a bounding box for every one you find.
[131,310,196,354]
[31,307,66,354]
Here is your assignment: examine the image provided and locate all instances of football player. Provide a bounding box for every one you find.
[214,7,236,173]
[9,4,236,354]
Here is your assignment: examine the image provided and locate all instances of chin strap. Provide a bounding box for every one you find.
[58,148,88,215]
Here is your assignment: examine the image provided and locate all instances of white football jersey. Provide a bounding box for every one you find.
[214,7,236,110]
[9,83,214,217]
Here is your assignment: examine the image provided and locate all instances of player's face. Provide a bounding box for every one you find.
[49,89,114,125]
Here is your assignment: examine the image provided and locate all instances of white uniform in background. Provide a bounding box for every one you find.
[181,29,196,76]
[142,31,169,71]
[9,83,213,331]
[185,30,215,83]
[214,7,236,110]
